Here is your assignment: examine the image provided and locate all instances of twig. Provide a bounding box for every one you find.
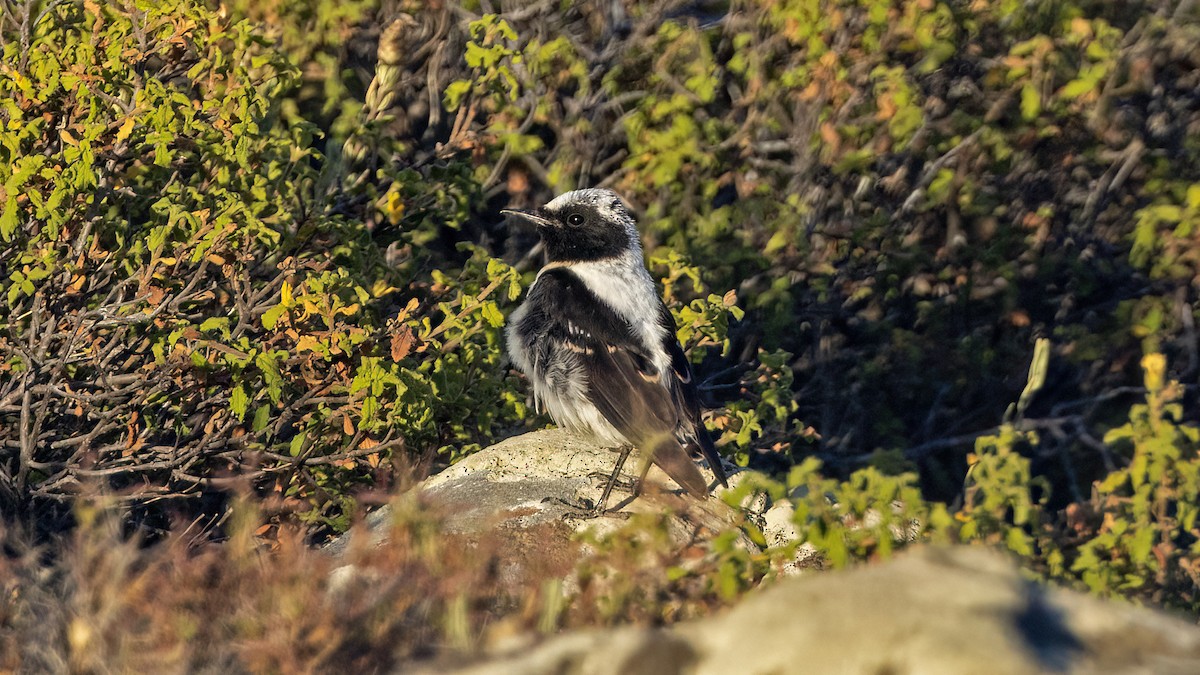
[899,129,981,215]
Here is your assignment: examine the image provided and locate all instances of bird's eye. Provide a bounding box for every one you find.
[566,213,585,226]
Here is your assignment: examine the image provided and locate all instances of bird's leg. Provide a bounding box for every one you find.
[556,446,639,519]
[632,454,654,500]
[592,444,634,517]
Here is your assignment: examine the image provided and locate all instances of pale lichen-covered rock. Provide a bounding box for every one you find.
[324,428,746,588]
[435,545,1200,675]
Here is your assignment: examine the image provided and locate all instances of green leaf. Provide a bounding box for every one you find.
[256,352,285,404]
[1129,526,1155,566]
[443,80,472,111]
[480,301,504,327]
[362,395,379,423]
[1020,83,1040,120]
[252,405,271,432]
[200,316,230,333]
[464,42,490,69]
[494,18,517,41]
[1005,527,1033,556]
[261,304,287,330]
[0,195,18,241]
[1186,184,1200,210]
[1059,78,1095,100]
[230,385,248,421]
[289,432,307,457]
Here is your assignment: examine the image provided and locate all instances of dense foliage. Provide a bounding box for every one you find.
[0,0,529,534]
[0,0,786,535]
[3,0,1200,666]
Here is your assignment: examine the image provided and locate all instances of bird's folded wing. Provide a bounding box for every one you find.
[656,304,730,487]
[581,344,708,496]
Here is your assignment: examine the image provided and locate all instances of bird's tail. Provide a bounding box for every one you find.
[692,430,729,488]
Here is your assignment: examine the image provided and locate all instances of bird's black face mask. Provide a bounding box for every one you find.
[502,205,631,262]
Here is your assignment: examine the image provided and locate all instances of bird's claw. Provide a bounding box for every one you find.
[587,471,637,492]
[550,496,630,520]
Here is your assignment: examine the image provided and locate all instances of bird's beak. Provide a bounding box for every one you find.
[501,208,558,228]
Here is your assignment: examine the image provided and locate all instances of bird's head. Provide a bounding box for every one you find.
[502,188,640,263]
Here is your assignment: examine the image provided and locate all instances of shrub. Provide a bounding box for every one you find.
[0,0,525,533]
[739,350,1200,614]
[1070,353,1200,611]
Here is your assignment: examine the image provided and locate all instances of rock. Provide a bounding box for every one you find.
[325,428,744,590]
[759,499,820,573]
[438,545,1200,675]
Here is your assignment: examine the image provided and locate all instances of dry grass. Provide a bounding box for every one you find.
[0,491,758,674]
[0,496,528,673]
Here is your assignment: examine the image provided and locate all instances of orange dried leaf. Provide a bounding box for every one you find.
[125,412,140,449]
[390,325,415,362]
[146,286,166,306]
[876,93,897,121]
[819,122,840,150]
[506,167,529,195]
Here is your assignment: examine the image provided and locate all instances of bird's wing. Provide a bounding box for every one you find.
[656,303,729,487]
[515,268,710,496]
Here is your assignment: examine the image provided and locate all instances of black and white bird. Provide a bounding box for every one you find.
[502,188,728,511]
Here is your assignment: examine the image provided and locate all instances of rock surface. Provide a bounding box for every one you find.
[325,428,746,587]
[436,545,1200,675]
[419,427,736,529]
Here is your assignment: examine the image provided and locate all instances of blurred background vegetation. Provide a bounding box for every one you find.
[3,0,1200,668]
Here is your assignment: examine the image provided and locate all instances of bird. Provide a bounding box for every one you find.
[502,188,729,513]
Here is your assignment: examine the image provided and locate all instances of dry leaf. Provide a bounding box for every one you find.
[396,297,420,323]
[390,325,415,362]
[506,167,529,195]
[876,93,897,121]
[146,286,166,306]
[124,411,140,449]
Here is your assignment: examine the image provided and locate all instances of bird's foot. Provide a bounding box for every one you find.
[588,471,638,492]
[549,496,631,520]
